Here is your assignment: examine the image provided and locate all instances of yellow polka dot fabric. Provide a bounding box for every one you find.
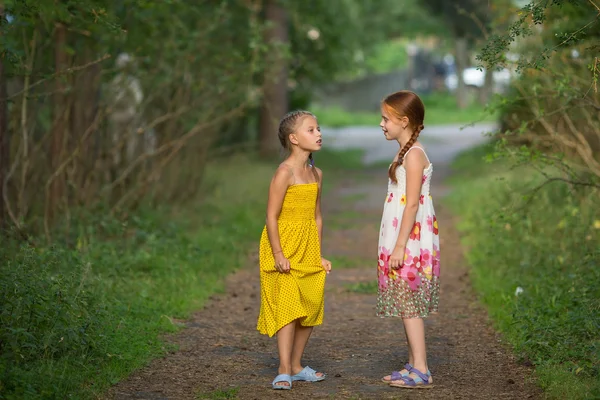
[257,183,326,337]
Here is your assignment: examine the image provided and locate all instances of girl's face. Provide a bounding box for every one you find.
[380,107,409,142]
[289,116,322,152]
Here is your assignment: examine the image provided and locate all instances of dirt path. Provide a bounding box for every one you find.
[107,167,542,400]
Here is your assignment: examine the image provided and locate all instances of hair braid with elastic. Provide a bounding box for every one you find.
[388,124,424,183]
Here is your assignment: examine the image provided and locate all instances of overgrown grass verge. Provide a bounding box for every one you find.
[0,149,362,399]
[447,144,600,399]
[1,155,271,399]
[312,92,497,127]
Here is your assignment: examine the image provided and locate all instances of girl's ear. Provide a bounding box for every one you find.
[400,116,410,128]
[289,133,299,145]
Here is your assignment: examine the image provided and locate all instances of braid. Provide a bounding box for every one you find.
[278,110,316,150]
[388,124,425,183]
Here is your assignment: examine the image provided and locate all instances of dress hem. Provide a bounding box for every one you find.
[376,310,439,319]
[257,314,323,338]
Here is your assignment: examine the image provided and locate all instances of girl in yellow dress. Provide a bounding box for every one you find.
[257,110,332,390]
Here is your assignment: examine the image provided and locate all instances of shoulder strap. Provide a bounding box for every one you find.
[404,146,430,163]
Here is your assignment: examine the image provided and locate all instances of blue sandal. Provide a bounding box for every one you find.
[381,363,413,382]
[388,367,434,389]
[291,366,326,382]
[272,374,292,390]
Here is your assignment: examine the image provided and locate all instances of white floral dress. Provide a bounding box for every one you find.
[376,146,440,318]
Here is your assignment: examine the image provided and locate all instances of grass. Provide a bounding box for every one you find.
[345,281,378,294]
[0,149,364,399]
[312,92,497,127]
[447,143,600,399]
[328,255,372,270]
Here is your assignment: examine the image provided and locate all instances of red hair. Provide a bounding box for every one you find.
[382,91,425,183]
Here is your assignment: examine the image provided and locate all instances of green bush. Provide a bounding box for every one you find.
[0,244,109,398]
[448,145,600,399]
[0,155,273,399]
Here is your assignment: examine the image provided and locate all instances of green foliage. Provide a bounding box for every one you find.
[363,39,409,74]
[449,144,600,399]
[0,156,273,399]
[421,0,491,40]
[313,92,497,127]
[478,0,599,71]
[285,0,444,105]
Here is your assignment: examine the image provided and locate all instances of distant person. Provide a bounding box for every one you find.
[377,91,440,389]
[256,110,332,390]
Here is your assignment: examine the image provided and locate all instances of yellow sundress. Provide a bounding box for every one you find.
[257,182,326,337]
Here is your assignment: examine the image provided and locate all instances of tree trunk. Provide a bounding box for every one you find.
[48,22,69,220]
[478,67,494,104]
[0,6,9,229]
[258,0,289,158]
[454,37,468,110]
[71,45,101,203]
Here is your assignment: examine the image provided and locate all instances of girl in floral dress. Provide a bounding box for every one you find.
[377,91,440,389]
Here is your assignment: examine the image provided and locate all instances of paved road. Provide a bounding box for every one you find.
[322,123,496,165]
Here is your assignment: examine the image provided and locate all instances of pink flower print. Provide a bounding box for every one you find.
[392,217,398,230]
[422,175,427,184]
[402,247,412,267]
[409,222,421,241]
[378,247,391,289]
[427,216,433,232]
[420,248,432,268]
[433,215,439,235]
[420,195,425,204]
[420,249,432,280]
[400,264,422,291]
[386,192,394,203]
[408,255,422,273]
[432,245,441,277]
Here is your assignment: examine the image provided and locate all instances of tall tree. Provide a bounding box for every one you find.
[48,21,69,220]
[422,0,492,108]
[0,5,8,229]
[259,0,289,158]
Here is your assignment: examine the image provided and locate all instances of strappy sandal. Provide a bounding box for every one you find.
[272,374,292,390]
[381,363,413,383]
[291,366,326,382]
[388,367,434,389]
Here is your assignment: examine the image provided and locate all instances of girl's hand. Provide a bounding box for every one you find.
[321,257,332,274]
[274,252,291,273]
[389,246,405,270]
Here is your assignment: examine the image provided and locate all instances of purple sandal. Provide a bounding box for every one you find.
[381,363,413,383]
[389,367,434,389]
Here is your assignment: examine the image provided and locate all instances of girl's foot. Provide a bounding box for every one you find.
[381,363,413,383]
[291,366,326,382]
[389,367,434,389]
[272,374,292,390]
